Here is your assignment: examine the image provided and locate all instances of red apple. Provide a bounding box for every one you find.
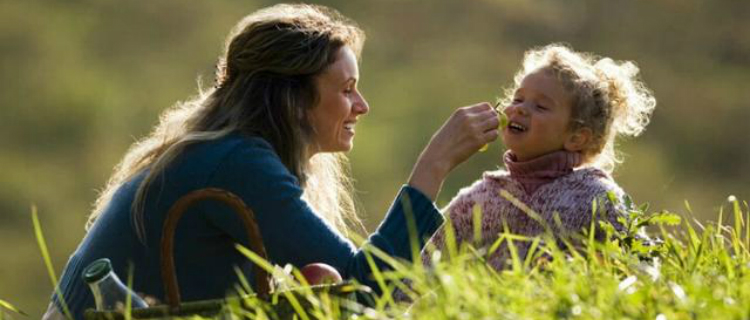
[300,263,343,285]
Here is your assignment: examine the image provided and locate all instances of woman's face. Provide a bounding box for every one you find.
[308,46,369,154]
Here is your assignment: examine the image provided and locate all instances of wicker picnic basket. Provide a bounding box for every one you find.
[83,188,367,320]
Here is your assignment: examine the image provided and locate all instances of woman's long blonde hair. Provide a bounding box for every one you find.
[87,4,365,241]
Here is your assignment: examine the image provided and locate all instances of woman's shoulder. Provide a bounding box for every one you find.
[209,133,300,186]
[173,133,282,176]
[200,132,275,155]
[176,133,266,163]
[191,133,279,165]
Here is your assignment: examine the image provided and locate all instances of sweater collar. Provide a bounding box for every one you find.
[503,150,582,195]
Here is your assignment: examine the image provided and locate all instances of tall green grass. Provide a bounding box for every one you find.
[0,298,26,320]
[228,196,750,319]
[30,196,750,319]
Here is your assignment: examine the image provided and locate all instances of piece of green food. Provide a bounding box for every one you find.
[498,107,509,130]
[479,104,508,152]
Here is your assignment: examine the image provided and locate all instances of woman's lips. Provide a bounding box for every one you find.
[343,121,356,134]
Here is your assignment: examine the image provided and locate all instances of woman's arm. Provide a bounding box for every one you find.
[205,138,442,292]
[408,102,499,200]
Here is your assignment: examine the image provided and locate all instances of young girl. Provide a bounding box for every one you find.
[423,44,656,271]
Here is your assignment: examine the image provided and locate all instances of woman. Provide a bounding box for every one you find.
[44,4,499,319]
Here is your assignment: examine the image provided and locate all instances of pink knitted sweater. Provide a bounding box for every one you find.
[422,150,628,271]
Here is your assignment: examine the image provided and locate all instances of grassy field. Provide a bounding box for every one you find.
[2,196,749,320]
[3,1,749,317]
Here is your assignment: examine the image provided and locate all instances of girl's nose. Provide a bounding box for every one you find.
[505,103,526,116]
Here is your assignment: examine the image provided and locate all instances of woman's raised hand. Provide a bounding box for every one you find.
[408,102,499,200]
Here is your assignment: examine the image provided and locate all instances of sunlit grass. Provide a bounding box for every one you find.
[29,196,750,319]
[32,205,73,320]
[226,195,750,319]
[0,298,27,320]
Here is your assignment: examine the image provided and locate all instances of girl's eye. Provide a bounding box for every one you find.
[536,104,547,110]
[512,98,523,104]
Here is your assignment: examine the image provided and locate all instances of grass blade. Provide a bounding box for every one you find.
[32,205,73,320]
[0,298,27,316]
[472,203,483,245]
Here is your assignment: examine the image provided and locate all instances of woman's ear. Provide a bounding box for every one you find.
[564,127,592,152]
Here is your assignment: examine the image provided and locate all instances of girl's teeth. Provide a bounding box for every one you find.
[509,122,526,132]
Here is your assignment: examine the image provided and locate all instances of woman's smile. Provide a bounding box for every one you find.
[343,121,356,134]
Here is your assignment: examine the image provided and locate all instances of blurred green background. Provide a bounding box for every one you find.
[1,0,748,317]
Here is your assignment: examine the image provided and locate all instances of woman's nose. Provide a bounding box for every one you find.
[354,92,369,115]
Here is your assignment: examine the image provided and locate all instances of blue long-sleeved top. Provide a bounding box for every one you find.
[53,133,443,319]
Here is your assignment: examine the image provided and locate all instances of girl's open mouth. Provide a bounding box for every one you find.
[508,121,527,133]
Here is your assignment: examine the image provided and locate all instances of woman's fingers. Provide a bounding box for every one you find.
[407,101,499,200]
[461,104,499,146]
[442,102,499,154]
[465,101,494,113]
[482,126,500,141]
[478,108,500,133]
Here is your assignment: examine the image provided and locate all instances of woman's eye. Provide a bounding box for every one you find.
[536,104,547,110]
[512,98,523,104]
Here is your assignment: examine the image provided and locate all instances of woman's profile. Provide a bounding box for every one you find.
[43,3,500,320]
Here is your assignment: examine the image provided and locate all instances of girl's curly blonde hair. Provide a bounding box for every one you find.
[501,44,657,173]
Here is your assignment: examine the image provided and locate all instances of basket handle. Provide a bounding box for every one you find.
[160,188,271,310]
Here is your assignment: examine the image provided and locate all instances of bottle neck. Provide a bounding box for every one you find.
[87,272,119,310]
[86,268,148,311]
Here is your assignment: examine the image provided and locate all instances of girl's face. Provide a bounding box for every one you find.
[308,46,369,154]
[502,69,582,161]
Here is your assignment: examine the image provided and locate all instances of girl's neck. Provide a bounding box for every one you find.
[503,150,582,195]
